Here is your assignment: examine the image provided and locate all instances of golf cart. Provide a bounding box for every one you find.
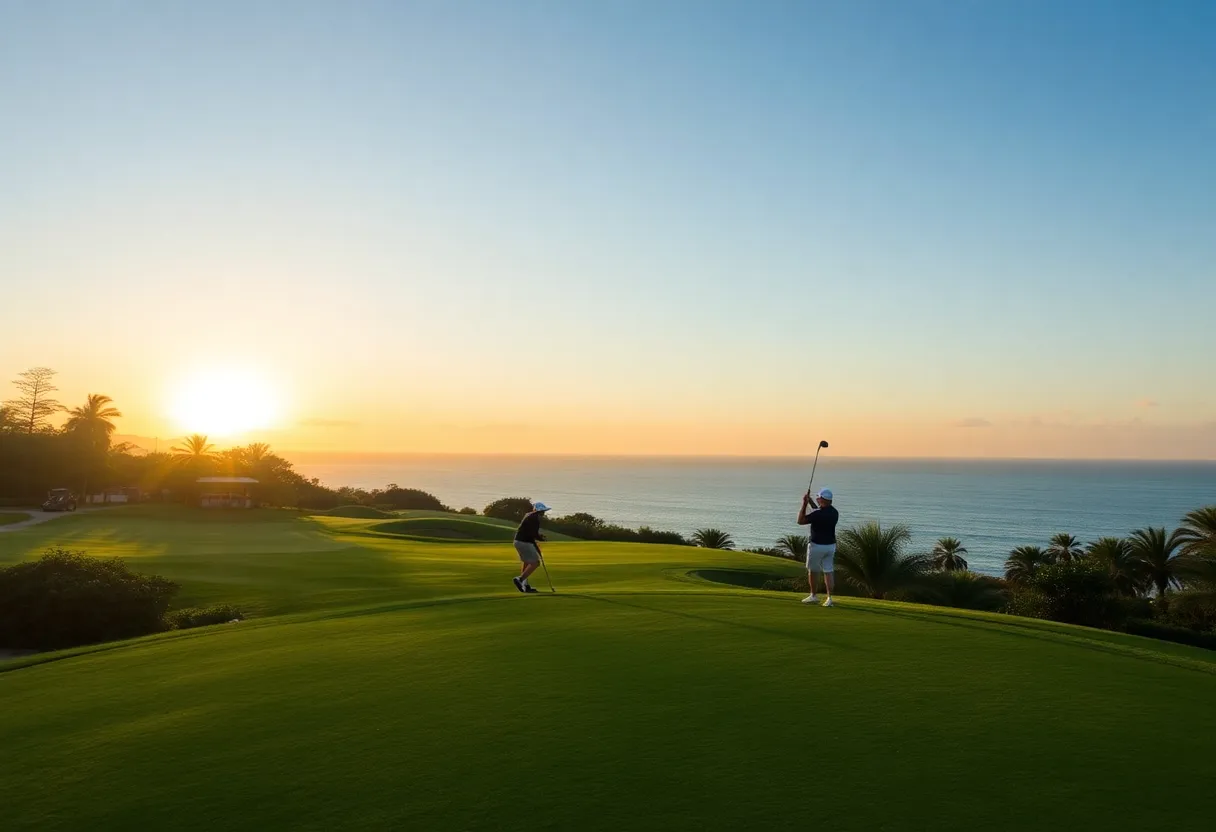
[42,488,77,512]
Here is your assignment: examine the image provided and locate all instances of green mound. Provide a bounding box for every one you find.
[372,516,520,541]
[318,505,395,519]
[1,507,1213,830]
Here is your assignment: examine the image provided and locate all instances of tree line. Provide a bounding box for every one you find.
[1,367,351,508]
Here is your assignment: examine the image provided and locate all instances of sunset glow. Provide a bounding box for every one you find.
[169,369,280,438]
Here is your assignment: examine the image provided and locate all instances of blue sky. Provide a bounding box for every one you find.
[1,1,1213,457]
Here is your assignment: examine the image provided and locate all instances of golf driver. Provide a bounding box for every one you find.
[537,550,556,593]
[807,440,830,494]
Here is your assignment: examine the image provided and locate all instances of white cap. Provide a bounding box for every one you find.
[817,488,833,501]
[533,502,551,512]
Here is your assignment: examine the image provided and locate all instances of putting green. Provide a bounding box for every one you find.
[1,507,1213,830]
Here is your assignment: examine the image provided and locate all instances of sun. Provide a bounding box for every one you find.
[169,368,280,438]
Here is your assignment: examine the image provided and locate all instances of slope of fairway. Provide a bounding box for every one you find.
[2,508,1213,830]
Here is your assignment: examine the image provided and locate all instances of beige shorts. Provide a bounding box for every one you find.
[806,543,836,573]
[514,541,540,564]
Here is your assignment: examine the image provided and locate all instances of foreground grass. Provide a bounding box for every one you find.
[1,506,1214,830]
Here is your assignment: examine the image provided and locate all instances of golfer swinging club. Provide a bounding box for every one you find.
[513,501,550,593]
[797,488,839,606]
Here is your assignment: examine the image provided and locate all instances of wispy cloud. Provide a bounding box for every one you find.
[298,417,358,428]
[1135,398,1159,409]
[953,417,992,428]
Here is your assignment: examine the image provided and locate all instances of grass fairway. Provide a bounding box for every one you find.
[2,507,1214,830]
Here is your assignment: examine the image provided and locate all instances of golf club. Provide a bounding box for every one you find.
[537,550,556,593]
[807,440,830,494]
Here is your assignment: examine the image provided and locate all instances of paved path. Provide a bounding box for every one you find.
[0,507,112,533]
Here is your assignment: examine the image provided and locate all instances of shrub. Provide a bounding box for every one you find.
[745,547,784,558]
[911,571,1007,612]
[1160,591,1216,633]
[1125,618,1216,651]
[544,514,691,546]
[761,574,810,593]
[636,526,690,546]
[168,605,245,629]
[0,548,178,650]
[483,497,535,523]
[1004,559,1127,629]
[458,507,478,515]
[378,487,447,511]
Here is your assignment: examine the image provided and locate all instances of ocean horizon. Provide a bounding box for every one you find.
[286,453,1216,576]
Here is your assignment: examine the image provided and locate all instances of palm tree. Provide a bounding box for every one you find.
[1128,526,1188,598]
[1177,506,1216,560]
[1004,545,1050,585]
[775,534,808,560]
[172,434,215,462]
[1046,532,1083,563]
[835,522,929,600]
[1085,537,1142,597]
[64,394,122,450]
[692,528,735,550]
[931,537,969,572]
[241,442,273,466]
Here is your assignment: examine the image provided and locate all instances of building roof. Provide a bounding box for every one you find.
[196,477,259,484]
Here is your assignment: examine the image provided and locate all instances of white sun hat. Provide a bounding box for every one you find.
[533,502,551,512]
[817,488,833,501]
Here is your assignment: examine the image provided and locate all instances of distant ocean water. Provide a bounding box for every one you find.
[286,454,1216,576]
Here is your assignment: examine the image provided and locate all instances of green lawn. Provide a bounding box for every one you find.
[1,506,1213,830]
[0,511,30,526]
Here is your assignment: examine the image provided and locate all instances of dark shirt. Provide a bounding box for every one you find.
[802,504,839,545]
[514,511,545,544]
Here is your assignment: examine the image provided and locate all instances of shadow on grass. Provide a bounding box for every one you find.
[845,602,1216,676]
[572,593,860,651]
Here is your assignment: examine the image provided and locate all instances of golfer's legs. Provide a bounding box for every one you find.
[807,569,818,595]
[823,571,834,596]
[520,561,539,581]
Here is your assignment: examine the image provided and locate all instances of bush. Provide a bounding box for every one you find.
[1125,618,1216,651]
[0,548,179,650]
[761,574,810,593]
[636,526,690,546]
[168,605,245,629]
[458,507,478,515]
[378,487,447,511]
[1004,559,1127,629]
[542,512,691,546]
[911,571,1008,612]
[1159,591,1216,632]
[745,547,784,558]
[483,497,535,523]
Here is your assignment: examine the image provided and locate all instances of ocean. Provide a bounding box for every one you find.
[286,454,1216,576]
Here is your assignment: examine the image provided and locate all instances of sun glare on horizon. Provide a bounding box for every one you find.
[169,368,281,438]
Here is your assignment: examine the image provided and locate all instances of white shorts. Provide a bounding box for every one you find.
[514,541,541,564]
[806,542,836,573]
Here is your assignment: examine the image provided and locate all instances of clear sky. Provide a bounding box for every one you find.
[1,1,1214,458]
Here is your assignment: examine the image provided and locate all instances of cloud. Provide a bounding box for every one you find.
[1135,399,1159,409]
[953,417,992,428]
[298,417,357,428]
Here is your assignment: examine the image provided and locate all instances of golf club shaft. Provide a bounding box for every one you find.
[807,447,822,492]
[538,551,556,593]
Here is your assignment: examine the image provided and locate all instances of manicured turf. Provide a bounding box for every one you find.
[316,504,396,519]
[1,506,1213,830]
[0,511,30,526]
